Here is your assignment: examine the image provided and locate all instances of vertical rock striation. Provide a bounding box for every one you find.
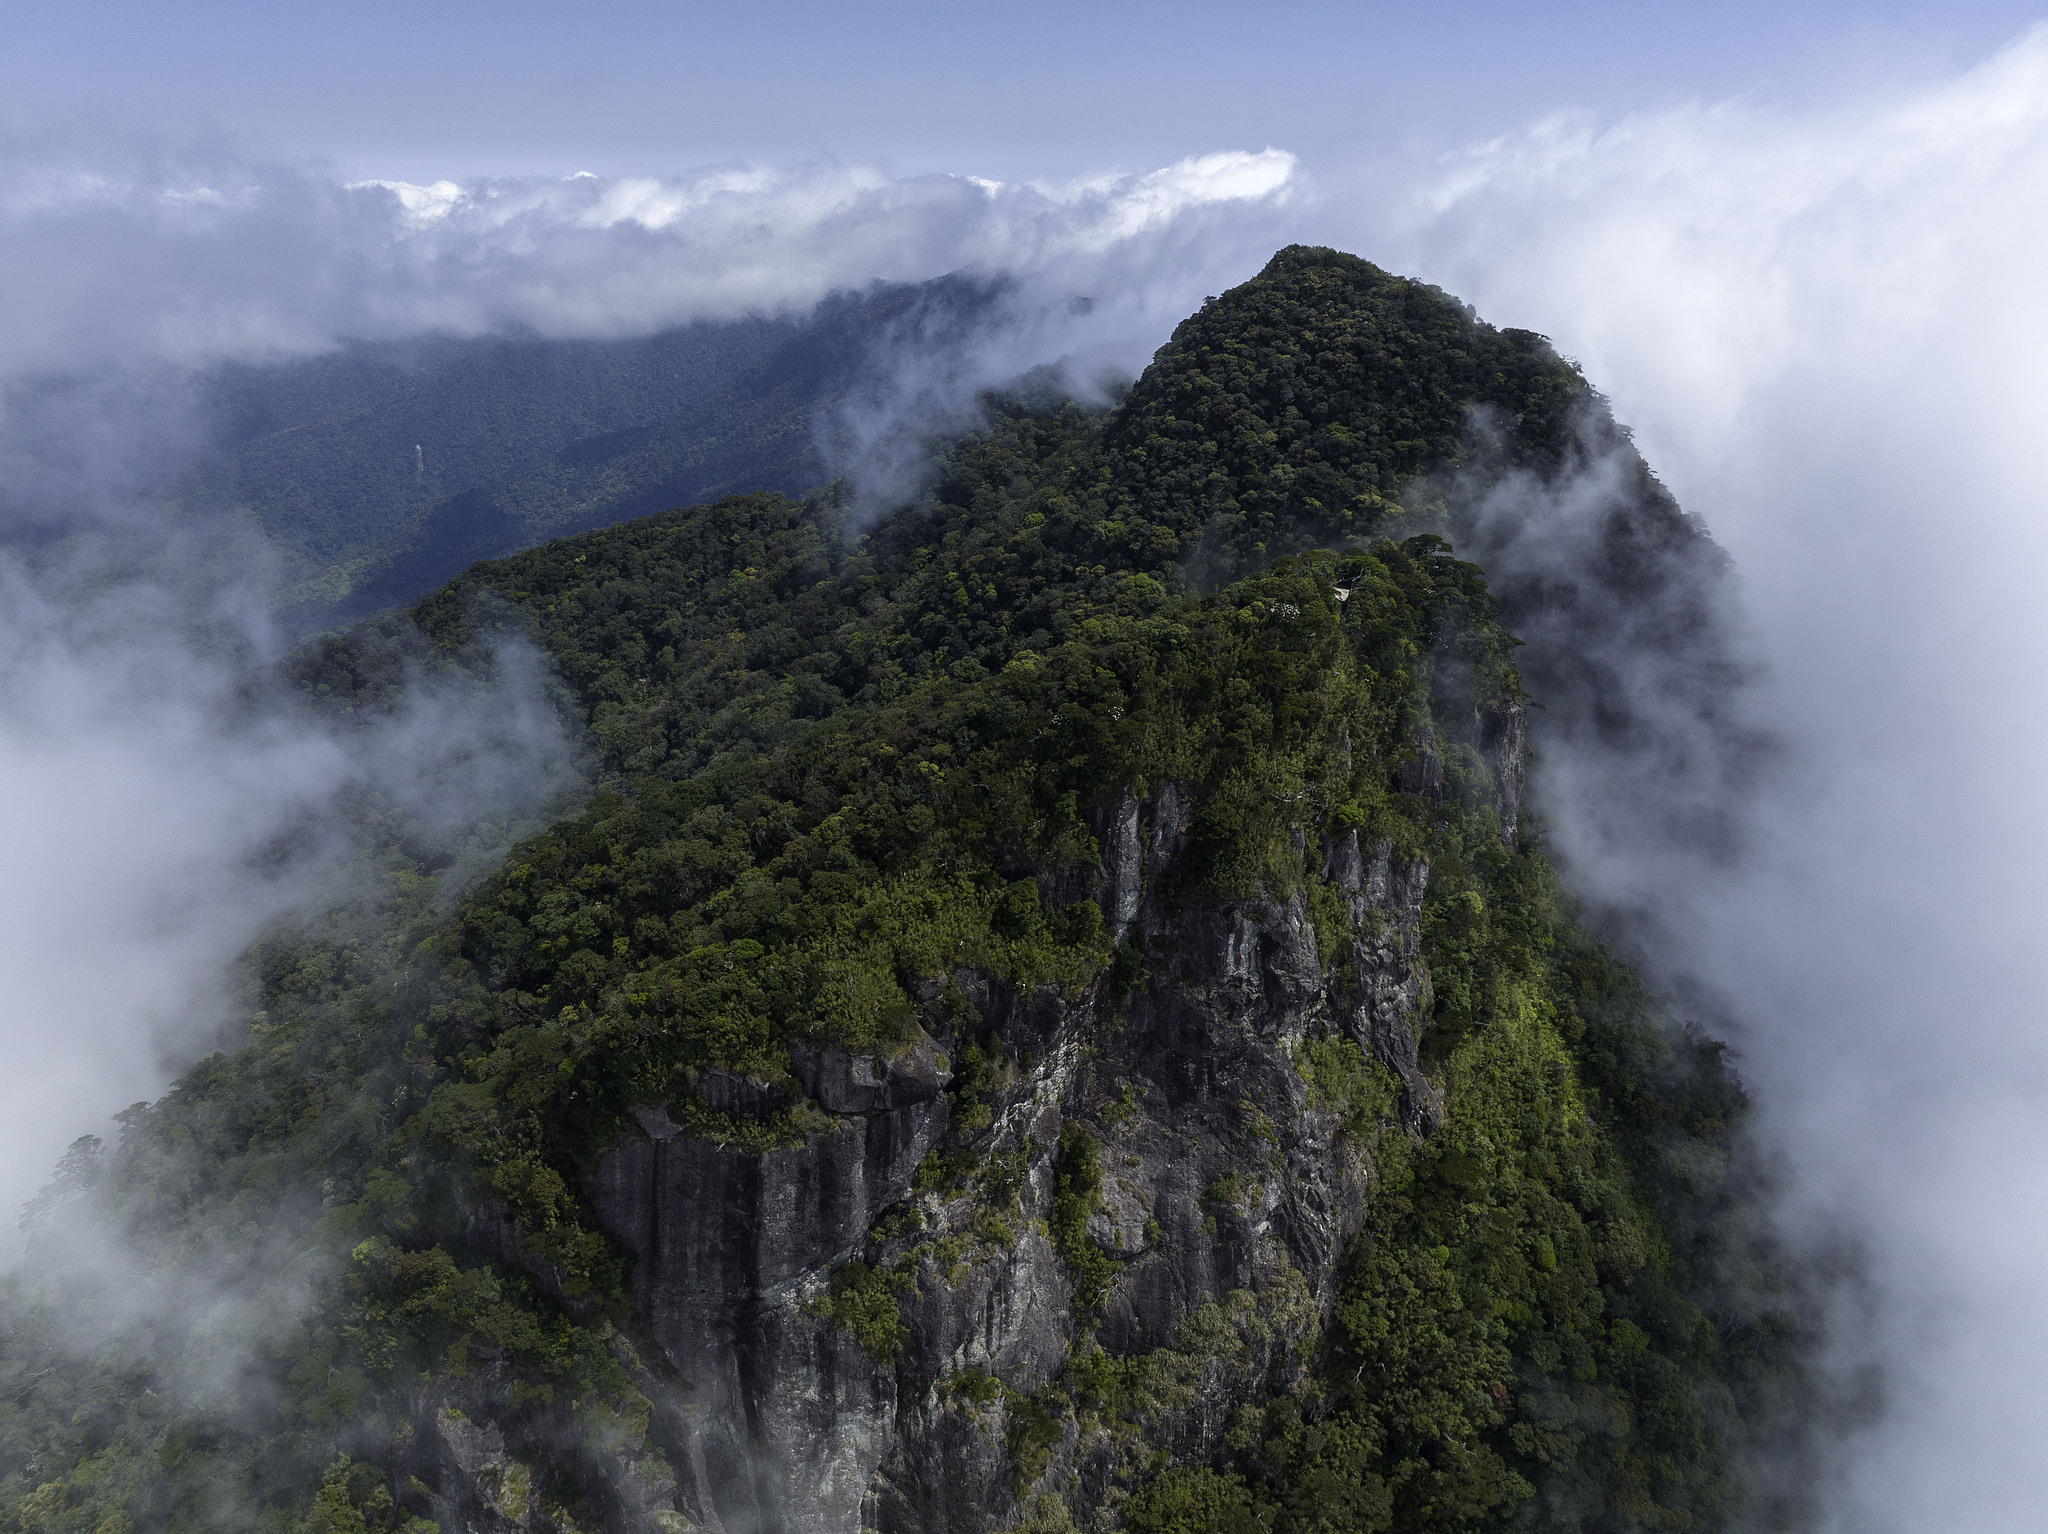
[566,767,1471,1534]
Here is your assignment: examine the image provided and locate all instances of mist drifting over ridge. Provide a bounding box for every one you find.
[0,142,1316,1287]
[1382,28,2048,1531]
[1,18,2047,1529]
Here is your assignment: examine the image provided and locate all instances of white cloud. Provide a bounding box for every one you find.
[0,537,582,1255]
[349,175,465,223]
[0,147,1303,379]
[1360,22,2048,1531]
[1054,147,1299,249]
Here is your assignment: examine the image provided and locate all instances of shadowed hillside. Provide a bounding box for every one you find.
[176,275,1003,628]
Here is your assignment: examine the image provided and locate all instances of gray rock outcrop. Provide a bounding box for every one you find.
[431,780,1441,1534]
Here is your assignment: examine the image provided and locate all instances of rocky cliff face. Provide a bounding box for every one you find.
[522,717,1522,1534]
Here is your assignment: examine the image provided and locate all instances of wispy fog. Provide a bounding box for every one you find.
[0,526,584,1252]
[2,20,2046,1525]
[0,149,1299,378]
[1380,23,2048,1531]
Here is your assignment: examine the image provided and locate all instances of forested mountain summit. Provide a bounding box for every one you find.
[0,248,1799,1534]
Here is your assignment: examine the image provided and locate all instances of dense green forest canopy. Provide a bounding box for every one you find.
[0,248,1795,1534]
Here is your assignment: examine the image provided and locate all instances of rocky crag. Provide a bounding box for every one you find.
[587,746,1507,1534]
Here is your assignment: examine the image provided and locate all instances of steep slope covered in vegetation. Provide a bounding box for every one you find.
[0,249,1791,1534]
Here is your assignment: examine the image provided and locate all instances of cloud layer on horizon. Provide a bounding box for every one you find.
[0,148,1300,381]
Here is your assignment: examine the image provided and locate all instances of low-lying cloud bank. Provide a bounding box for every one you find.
[4,22,2048,1526]
[0,147,1299,380]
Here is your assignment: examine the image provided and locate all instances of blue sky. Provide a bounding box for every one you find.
[4,0,2043,178]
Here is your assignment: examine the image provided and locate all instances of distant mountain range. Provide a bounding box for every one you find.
[175,275,1005,628]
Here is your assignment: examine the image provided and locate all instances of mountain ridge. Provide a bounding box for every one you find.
[0,248,1802,1534]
